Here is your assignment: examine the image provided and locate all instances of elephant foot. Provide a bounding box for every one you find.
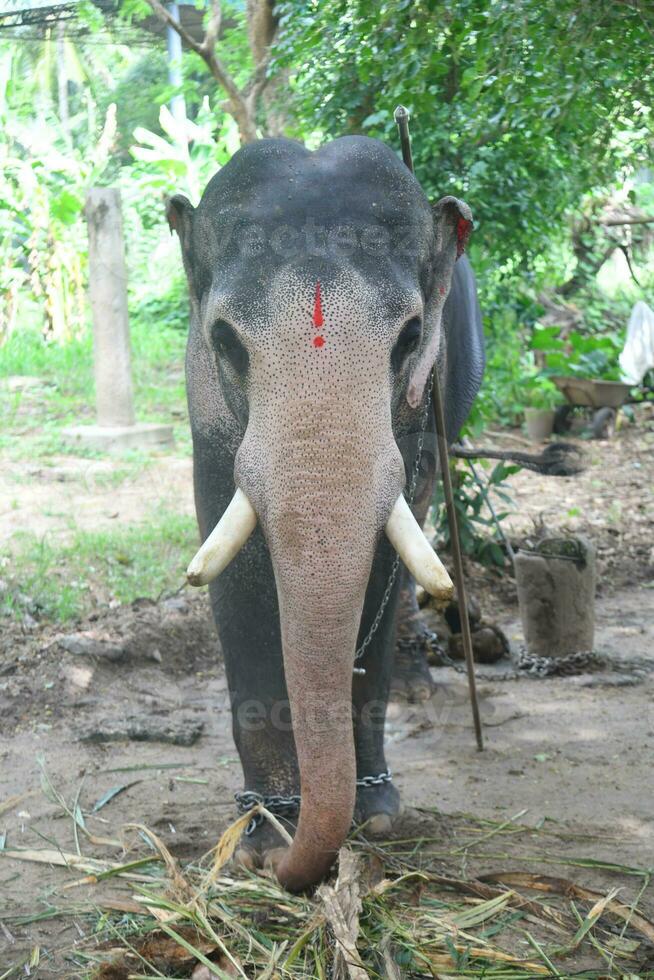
[233,777,401,870]
[355,775,401,836]
[233,813,295,872]
[390,631,437,703]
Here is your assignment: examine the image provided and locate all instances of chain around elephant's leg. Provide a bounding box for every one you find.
[390,574,439,703]
[203,529,301,871]
[352,544,403,834]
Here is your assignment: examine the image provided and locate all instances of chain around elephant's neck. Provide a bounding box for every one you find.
[352,369,435,675]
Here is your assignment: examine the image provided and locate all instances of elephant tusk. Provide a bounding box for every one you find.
[187,488,257,586]
[385,495,454,601]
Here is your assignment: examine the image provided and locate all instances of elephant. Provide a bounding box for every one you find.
[167,135,484,892]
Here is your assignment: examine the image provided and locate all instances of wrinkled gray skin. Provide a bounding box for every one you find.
[168,136,484,891]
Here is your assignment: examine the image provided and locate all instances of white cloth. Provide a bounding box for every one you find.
[620,301,654,385]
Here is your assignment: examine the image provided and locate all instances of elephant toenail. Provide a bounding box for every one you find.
[263,845,289,875]
[365,813,393,836]
[233,847,259,871]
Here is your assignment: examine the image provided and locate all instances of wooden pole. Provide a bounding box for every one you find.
[394,105,484,751]
[432,377,485,751]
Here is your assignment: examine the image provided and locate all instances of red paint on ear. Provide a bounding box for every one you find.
[313,335,325,348]
[313,281,324,328]
[439,285,446,296]
[456,217,472,258]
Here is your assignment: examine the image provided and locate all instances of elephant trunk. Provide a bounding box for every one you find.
[266,474,452,891]
[256,437,384,890]
[273,574,365,890]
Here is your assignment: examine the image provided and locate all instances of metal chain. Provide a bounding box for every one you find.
[235,791,302,835]
[406,628,652,681]
[235,791,301,814]
[235,770,392,835]
[356,768,392,787]
[353,371,435,674]
[498,648,652,680]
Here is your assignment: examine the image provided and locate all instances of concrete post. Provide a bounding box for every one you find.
[86,188,135,427]
[63,187,173,453]
[515,537,596,658]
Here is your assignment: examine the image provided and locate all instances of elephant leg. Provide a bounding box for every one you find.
[390,565,437,703]
[192,440,301,868]
[207,528,301,869]
[351,539,402,834]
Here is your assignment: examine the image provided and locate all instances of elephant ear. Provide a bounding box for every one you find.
[166,193,195,263]
[167,193,201,297]
[407,196,473,409]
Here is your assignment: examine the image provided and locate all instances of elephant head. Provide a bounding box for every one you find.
[168,136,471,891]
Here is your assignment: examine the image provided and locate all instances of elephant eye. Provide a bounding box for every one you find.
[211,320,249,375]
[391,317,422,372]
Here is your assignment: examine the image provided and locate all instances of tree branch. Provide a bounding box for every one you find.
[474,122,510,149]
[145,0,204,56]
[555,242,615,297]
[600,216,654,226]
[246,0,277,66]
[617,243,642,287]
[200,0,222,55]
[144,0,259,142]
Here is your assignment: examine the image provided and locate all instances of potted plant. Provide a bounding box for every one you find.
[523,377,560,441]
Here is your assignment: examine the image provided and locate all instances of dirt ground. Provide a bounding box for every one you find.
[1,412,653,977]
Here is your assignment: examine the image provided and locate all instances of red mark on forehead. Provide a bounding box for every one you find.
[313,281,324,327]
[312,281,325,347]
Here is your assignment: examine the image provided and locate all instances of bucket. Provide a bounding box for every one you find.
[524,407,555,441]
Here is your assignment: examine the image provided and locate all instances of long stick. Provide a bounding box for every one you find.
[394,105,484,751]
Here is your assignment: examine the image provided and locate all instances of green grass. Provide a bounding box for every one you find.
[0,296,196,623]
[0,309,190,462]
[1,511,197,623]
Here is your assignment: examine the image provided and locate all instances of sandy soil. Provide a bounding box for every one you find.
[0,413,653,977]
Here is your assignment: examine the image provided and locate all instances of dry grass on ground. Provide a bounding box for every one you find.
[2,797,653,979]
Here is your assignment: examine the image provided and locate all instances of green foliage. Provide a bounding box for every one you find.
[128,99,237,204]
[466,291,541,428]
[433,461,518,568]
[274,0,653,273]
[130,275,189,334]
[116,0,255,119]
[532,326,624,381]
[1,512,195,623]
[104,49,170,157]
[522,375,561,410]
[0,48,120,342]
